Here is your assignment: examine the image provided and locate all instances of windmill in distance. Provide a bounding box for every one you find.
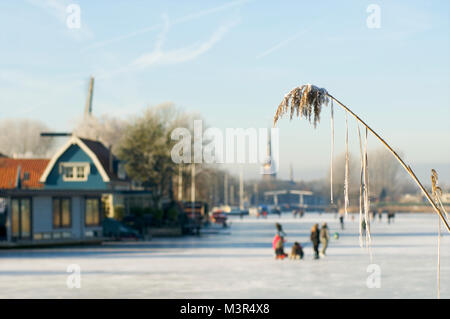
[84,76,94,119]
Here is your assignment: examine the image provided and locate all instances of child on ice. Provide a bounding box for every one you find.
[289,242,304,260]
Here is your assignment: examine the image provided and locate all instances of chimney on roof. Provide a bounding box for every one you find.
[109,145,114,175]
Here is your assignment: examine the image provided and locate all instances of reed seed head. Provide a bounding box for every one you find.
[274,84,330,127]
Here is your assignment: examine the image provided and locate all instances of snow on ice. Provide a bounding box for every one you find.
[0,213,448,298]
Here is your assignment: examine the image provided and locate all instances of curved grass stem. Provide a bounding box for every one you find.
[327,94,450,232]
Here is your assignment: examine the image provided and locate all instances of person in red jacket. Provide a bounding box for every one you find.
[273,223,287,259]
[273,235,287,259]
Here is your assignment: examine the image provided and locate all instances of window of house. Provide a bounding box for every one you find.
[63,166,73,178]
[76,166,85,179]
[85,198,101,227]
[53,198,71,228]
[11,198,31,240]
[60,163,90,181]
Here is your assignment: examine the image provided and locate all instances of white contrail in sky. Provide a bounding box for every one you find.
[132,19,239,69]
[96,17,239,79]
[82,0,251,52]
[256,30,308,59]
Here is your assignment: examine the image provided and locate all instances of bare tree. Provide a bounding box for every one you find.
[326,152,359,205]
[368,147,402,200]
[117,103,202,206]
[0,118,54,157]
[73,114,128,154]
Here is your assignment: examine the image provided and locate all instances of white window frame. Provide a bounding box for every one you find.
[59,162,90,182]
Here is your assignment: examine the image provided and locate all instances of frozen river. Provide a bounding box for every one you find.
[0,213,448,298]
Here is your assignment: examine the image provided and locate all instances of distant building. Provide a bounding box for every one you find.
[399,193,424,204]
[261,128,276,181]
[441,193,450,204]
[289,163,295,185]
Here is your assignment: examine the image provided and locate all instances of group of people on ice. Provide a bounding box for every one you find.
[272,222,331,260]
[338,209,396,233]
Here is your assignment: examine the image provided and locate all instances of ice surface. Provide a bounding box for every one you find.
[0,213,448,298]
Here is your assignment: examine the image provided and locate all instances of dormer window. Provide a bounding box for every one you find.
[76,166,86,179]
[59,163,90,181]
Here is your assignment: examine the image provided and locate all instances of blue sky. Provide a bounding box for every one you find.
[1,0,449,182]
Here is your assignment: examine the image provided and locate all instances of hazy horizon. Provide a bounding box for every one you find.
[1,0,449,183]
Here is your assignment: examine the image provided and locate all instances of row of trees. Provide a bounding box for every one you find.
[325,149,416,205]
[0,119,54,157]
[0,105,423,210]
[0,104,231,210]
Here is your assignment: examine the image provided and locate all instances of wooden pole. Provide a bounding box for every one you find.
[239,166,244,210]
[224,173,228,206]
[191,163,195,213]
[328,94,450,232]
[178,165,183,201]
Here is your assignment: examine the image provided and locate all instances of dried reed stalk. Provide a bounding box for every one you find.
[364,127,372,258]
[357,124,364,247]
[431,169,445,299]
[275,84,330,127]
[437,217,441,299]
[330,101,334,204]
[432,169,449,221]
[344,112,349,216]
[273,84,450,232]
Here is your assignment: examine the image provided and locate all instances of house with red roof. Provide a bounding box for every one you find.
[0,136,149,246]
[0,158,49,189]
